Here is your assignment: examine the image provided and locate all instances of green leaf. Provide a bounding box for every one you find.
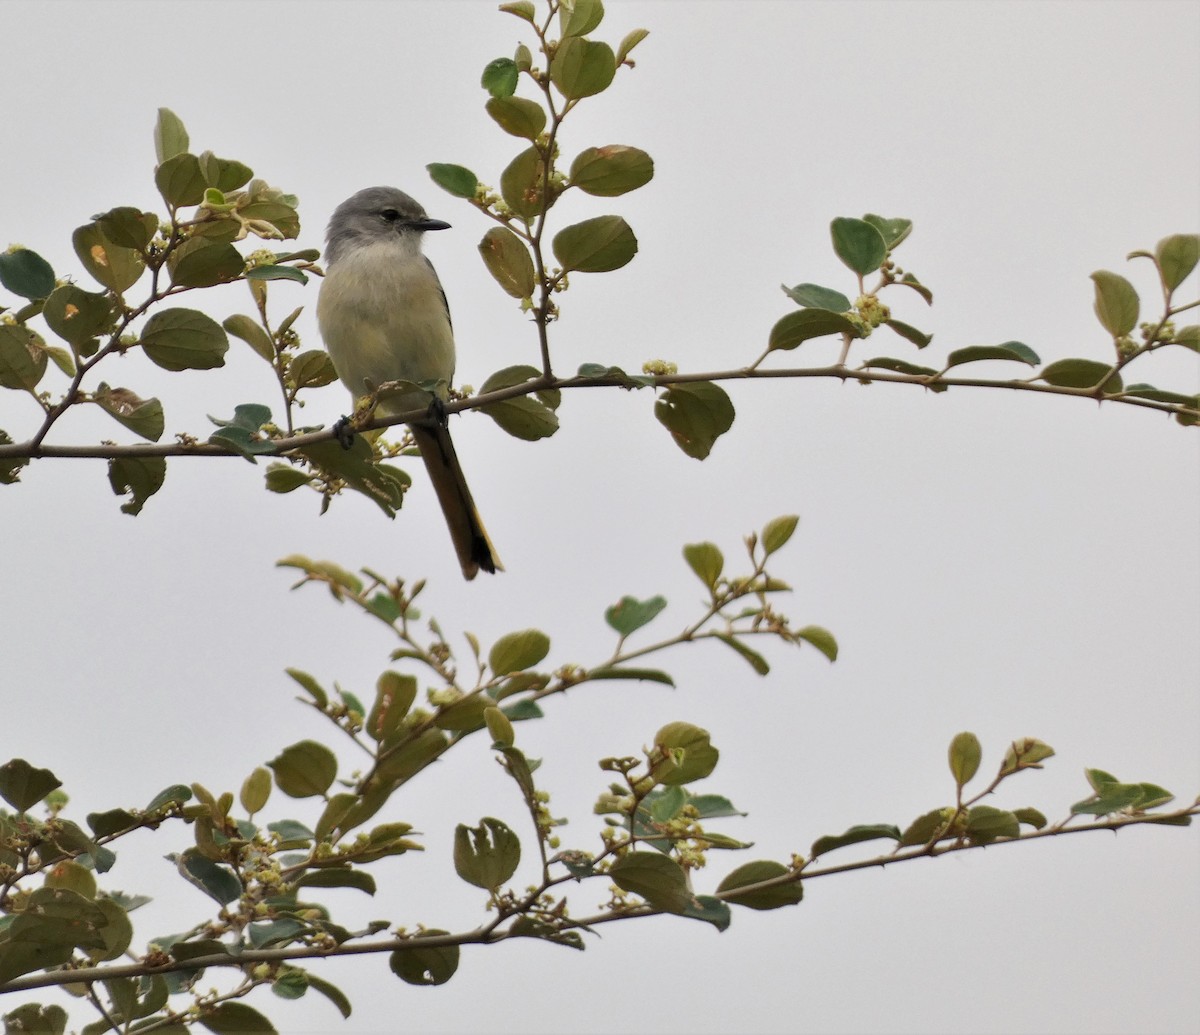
[945,341,1040,368]
[154,107,189,163]
[484,706,515,746]
[0,247,55,299]
[948,731,982,787]
[898,271,934,304]
[499,146,549,220]
[509,916,586,948]
[244,264,307,285]
[1071,781,1145,817]
[208,396,272,429]
[266,819,313,845]
[1040,358,1122,393]
[86,808,138,838]
[831,217,887,276]
[0,758,62,812]
[652,721,719,786]
[196,151,254,192]
[682,541,723,590]
[239,767,272,815]
[569,145,654,197]
[140,308,228,371]
[41,285,115,348]
[288,349,338,389]
[965,805,1019,844]
[883,318,932,348]
[685,793,746,820]
[296,868,377,895]
[500,1,536,22]
[485,96,547,140]
[1132,782,1174,810]
[551,37,617,99]
[5,1005,70,1035]
[655,381,735,460]
[168,238,245,288]
[43,344,75,378]
[72,222,145,294]
[454,817,521,891]
[552,215,637,272]
[716,860,803,910]
[768,308,861,351]
[560,0,604,35]
[1154,233,1199,292]
[861,357,940,378]
[92,897,133,961]
[609,851,692,911]
[268,740,337,798]
[899,807,953,846]
[199,1002,277,1034]
[478,227,536,299]
[1090,270,1139,337]
[762,514,799,555]
[862,214,912,249]
[145,784,192,812]
[679,895,731,931]
[481,57,519,98]
[270,965,309,999]
[155,152,207,208]
[1013,807,1048,829]
[427,163,479,200]
[616,28,650,64]
[390,932,459,986]
[286,668,328,708]
[95,206,159,250]
[489,629,550,675]
[780,282,852,311]
[1121,383,1199,406]
[435,693,491,734]
[481,393,560,440]
[796,625,838,661]
[107,456,167,515]
[810,824,902,859]
[172,850,242,906]
[94,384,165,442]
[999,737,1055,775]
[305,973,353,1019]
[368,671,417,743]
[0,323,47,391]
[582,666,675,686]
[297,438,409,518]
[576,361,655,387]
[605,595,667,637]
[0,939,77,985]
[715,634,769,675]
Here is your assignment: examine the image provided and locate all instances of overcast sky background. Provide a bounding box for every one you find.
[2,2,1198,1033]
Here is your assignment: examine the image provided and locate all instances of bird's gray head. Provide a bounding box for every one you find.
[324,186,451,266]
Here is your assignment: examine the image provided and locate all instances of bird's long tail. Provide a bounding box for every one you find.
[408,422,502,580]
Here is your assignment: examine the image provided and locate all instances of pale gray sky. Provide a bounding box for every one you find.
[3,2,1198,1033]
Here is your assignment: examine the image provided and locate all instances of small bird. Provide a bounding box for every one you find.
[316,186,501,579]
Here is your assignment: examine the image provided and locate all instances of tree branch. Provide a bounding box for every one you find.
[2,360,1193,463]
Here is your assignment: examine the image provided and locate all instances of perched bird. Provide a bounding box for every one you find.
[317,186,500,579]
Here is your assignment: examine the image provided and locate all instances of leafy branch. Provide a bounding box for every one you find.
[2,0,1195,523]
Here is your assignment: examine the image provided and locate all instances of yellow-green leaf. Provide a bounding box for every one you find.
[552,215,637,272]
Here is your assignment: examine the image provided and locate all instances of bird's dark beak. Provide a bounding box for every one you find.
[416,218,451,232]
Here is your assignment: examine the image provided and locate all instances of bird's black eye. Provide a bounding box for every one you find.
[380,208,401,223]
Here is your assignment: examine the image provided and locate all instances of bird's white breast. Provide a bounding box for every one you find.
[317,237,455,417]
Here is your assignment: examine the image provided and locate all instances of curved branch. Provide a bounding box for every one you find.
[1,360,1194,463]
[1,804,1193,995]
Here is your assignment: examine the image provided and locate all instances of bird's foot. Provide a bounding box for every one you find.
[332,415,356,450]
